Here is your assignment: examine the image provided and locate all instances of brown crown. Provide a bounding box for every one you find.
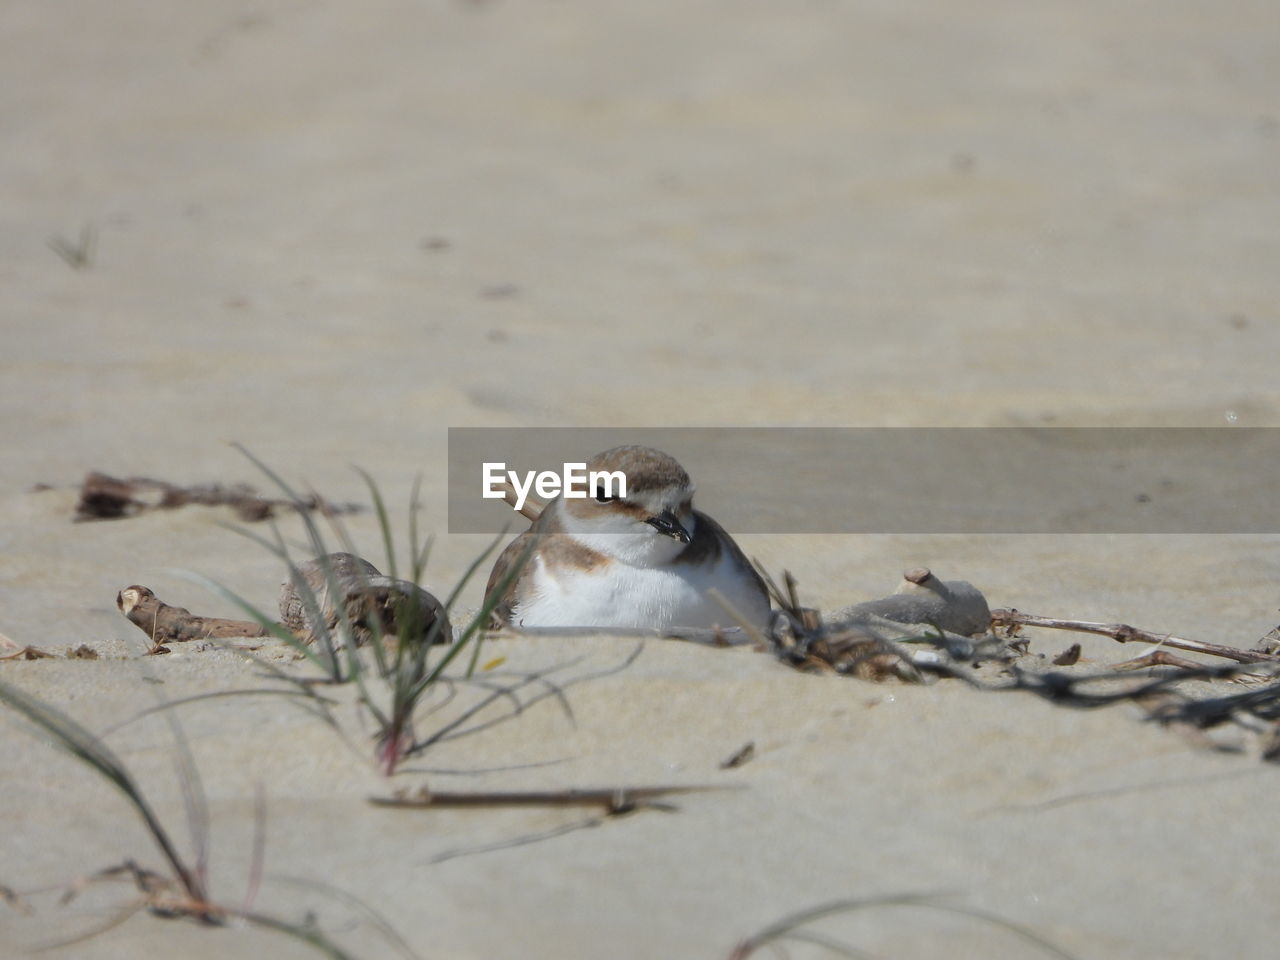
[585,446,691,493]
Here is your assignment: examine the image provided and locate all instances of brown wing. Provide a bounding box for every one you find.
[483,504,613,627]
[483,528,538,626]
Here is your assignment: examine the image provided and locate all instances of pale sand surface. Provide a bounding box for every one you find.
[3,1,1280,957]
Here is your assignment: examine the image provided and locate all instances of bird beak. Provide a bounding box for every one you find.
[645,509,691,544]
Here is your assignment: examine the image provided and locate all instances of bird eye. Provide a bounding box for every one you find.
[594,486,616,503]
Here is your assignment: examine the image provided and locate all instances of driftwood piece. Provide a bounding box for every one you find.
[989,609,1280,665]
[757,567,1002,681]
[829,568,991,637]
[115,554,451,654]
[117,586,269,644]
[75,471,360,523]
[279,553,452,649]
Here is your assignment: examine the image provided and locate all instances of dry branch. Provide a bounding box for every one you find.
[989,609,1280,665]
[117,586,269,645]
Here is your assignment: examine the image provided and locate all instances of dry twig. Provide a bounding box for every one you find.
[1112,650,1212,672]
[369,784,731,814]
[0,645,56,661]
[719,741,756,769]
[989,609,1280,665]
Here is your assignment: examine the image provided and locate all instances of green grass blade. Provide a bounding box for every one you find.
[919,902,1079,960]
[232,445,359,670]
[211,519,344,674]
[407,474,432,586]
[412,531,522,698]
[175,571,336,678]
[732,893,1077,960]
[0,678,205,904]
[235,909,361,960]
[268,874,421,960]
[231,441,309,506]
[156,690,211,892]
[776,929,874,959]
[98,688,337,739]
[354,466,397,582]
[315,506,394,682]
[461,533,537,679]
[231,447,335,568]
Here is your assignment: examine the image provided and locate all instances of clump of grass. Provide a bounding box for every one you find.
[194,447,535,775]
[0,677,409,959]
[0,679,211,916]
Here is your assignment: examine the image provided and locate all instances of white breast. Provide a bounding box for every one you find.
[513,553,769,632]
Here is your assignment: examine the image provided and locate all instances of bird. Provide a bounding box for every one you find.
[484,445,771,632]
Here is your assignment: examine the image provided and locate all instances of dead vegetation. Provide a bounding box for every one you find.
[114,554,452,657]
[8,457,1280,958]
[74,470,360,523]
[740,563,1280,762]
[0,633,99,661]
[0,677,408,959]
[989,608,1280,665]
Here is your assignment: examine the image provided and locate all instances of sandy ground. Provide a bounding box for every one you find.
[3,1,1280,957]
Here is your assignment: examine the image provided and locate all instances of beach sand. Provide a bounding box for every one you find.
[2,1,1279,956]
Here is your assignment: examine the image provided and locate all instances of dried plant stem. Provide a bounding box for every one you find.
[1,645,56,660]
[1113,650,1217,672]
[989,609,1280,665]
[369,784,730,812]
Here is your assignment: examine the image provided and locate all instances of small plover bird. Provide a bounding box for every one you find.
[485,445,771,632]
